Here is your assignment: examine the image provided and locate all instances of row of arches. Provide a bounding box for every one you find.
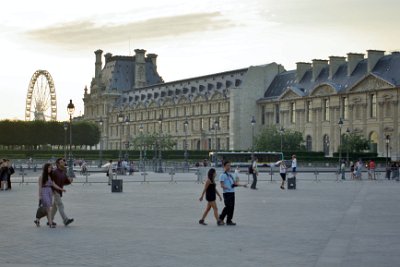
[305,131,379,156]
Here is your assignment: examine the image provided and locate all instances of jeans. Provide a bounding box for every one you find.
[220,192,235,223]
[251,173,257,189]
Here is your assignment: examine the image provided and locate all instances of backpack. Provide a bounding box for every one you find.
[248,164,254,174]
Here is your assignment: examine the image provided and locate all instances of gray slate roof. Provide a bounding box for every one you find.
[264,52,400,99]
[100,56,163,92]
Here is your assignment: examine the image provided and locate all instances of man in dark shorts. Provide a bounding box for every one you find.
[51,158,74,226]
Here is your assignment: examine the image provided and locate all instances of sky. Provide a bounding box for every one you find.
[1,0,399,121]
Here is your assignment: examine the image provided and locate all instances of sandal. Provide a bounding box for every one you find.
[34,219,40,227]
[199,219,207,225]
[48,222,56,228]
[280,185,285,190]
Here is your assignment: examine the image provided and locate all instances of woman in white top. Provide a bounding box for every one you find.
[276,160,287,190]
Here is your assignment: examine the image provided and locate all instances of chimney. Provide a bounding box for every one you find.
[347,53,364,76]
[104,53,113,63]
[329,56,346,79]
[94,49,103,79]
[367,50,385,72]
[147,53,158,71]
[134,49,147,88]
[296,62,311,83]
[312,59,328,82]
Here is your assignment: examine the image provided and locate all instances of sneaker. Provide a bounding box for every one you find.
[226,221,236,226]
[198,219,207,225]
[46,221,57,226]
[34,219,40,227]
[217,219,225,226]
[64,218,74,226]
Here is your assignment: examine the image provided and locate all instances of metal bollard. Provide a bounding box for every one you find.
[141,172,148,183]
[270,167,275,183]
[83,172,91,186]
[314,170,320,182]
[169,169,176,184]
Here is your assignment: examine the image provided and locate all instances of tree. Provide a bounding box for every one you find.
[130,133,177,151]
[254,125,305,152]
[341,132,370,153]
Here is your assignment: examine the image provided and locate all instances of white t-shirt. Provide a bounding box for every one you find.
[291,158,297,168]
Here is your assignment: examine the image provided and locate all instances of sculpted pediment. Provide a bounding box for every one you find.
[310,84,336,96]
[349,75,394,93]
[279,89,301,100]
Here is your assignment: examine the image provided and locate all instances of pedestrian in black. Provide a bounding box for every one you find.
[198,168,222,225]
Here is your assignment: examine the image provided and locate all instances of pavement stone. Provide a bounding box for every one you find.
[0,171,399,267]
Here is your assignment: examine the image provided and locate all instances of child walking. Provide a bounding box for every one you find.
[199,168,222,225]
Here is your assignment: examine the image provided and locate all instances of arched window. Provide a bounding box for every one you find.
[323,135,330,156]
[306,135,312,152]
[369,131,378,153]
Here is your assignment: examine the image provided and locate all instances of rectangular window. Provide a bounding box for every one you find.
[324,99,330,121]
[370,94,376,118]
[291,102,296,123]
[200,105,203,115]
[208,138,212,150]
[261,106,265,125]
[341,97,348,120]
[275,104,280,124]
[307,101,312,122]
[192,106,195,116]
[226,137,230,150]
[175,121,178,132]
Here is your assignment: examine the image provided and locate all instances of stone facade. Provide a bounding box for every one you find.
[83,49,400,159]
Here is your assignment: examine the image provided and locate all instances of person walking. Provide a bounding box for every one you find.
[5,160,15,190]
[107,160,113,185]
[0,160,8,191]
[350,161,355,180]
[340,160,346,180]
[51,158,74,226]
[198,168,223,225]
[275,160,287,190]
[291,155,297,175]
[250,157,259,190]
[218,161,247,226]
[34,163,66,228]
[369,160,376,180]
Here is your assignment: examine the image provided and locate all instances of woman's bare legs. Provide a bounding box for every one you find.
[201,203,211,221]
[209,201,219,222]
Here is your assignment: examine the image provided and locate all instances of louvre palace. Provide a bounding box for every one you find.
[83,49,400,159]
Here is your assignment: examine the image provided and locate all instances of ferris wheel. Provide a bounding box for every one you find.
[25,70,57,121]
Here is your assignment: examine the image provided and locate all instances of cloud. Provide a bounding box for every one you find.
[25,12,235,49]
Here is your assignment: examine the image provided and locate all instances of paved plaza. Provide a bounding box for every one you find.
[0,170,399,267]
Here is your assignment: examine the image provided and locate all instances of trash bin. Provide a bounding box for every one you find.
[112,179,123,193]
[288,176,296,190]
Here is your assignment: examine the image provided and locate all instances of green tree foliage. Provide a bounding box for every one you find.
[130,133,177,151]
[0,120,100,147]
[254,125,305,152]
[340,132,370,153]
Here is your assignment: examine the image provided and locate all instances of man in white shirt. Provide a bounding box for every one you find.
[291,155,297,175]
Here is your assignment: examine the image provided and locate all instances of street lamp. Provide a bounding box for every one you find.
[184,118,189,171]
[67,100,75,178]
[251,116,256,155]
[279,127,285,152]
[213,119,219,166]
[338,117,343,168]
[98,117,103,167]
[157,115,163,173]
[124,116,130,161]
[63,122,68,160]
[117,112,124,160]
[139,124,144,171]
[386,135,390,167]
[346,128,351,165]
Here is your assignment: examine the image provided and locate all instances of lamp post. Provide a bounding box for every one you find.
[157,115,163,173]
[279,127,284,152]
[139,124,143,171]
[346,128,350,165]
[117,112,124,160]
[213,119,219,166]
[98,117,103,167]
[251,116,256,156]
[386,135,390,167]
[338,118,343,168]
[67,100,75,178]
[63,122,68,160]
[124,116,130,161]
[184,118,189,171]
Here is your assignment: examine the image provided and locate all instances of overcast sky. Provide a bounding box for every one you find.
[1,0,399,121]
